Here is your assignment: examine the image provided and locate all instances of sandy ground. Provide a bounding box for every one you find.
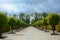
[0,26,60,40]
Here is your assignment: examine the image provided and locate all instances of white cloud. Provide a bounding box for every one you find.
[0,0,11,4]
[0,0,22,14]
[0,4,19,13]
[1,4,16,10]
[38,4,51,12]
[0,0,60,14]
[0,3,34,14]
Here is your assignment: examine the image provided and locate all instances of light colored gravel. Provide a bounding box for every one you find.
[0,27,60,40]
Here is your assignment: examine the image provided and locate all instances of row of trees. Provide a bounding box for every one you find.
[33,13,60,35]
[12,12,48,25]
[13,13,30,25]
[0,11,28,38]
[31,12,48,25]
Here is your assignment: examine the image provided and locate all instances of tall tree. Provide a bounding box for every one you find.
[8,17,17,33]
[16,19,21,31]
[0,12,8,38]
[13,14,17,18]
[42,18,48,32]
[25,15,30,25]
[42,12,48,18]
[47,13,59,35]
[34,12,39,21]
[31,12,42,25]
[19,13,26,22]
[38,13,42,20]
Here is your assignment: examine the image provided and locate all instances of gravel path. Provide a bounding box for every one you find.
[1,27,60,40]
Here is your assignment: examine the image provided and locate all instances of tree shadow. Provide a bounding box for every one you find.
[13,33,25,36]
[51,33,60,35]
[8,32,16,34]
[44,31,50,32]
[3,39,13,40]
[0,36,7,39]
[44,30,50,32]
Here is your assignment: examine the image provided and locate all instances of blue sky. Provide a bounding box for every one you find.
[0,0,60,14]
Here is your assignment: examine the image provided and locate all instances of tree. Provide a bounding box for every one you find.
[47,13,59,35]
[8,17,17,33]
[34,12,39,21]
[19,13,26,22]
[16,19,21,31]
[37,21,42,29]
[25,15,30,25]
[42,18,48,32]
[38,13,42,20]
[31,19,35,25]
[31,12,42,25]
[40,20,44,31]
[0,12,8,38]
[13,14,17,18]
[19,21,27,29]
[42,12,48,18]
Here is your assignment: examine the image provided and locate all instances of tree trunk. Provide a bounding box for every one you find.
[42,26,43,31]
[11,27,13,33]
[11,26,14,33]
[46,26,47,32]
[52,25,56,35]
[0,33,2,38]
[0,27,2,38]
[17,29,18,31]
[39,25,41,30]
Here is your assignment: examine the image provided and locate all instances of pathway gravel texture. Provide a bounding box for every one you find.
[0,27,60,40]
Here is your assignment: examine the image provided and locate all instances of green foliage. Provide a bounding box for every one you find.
[3,26,10,33]
[16,19,21,26]
[13,14,17,18]
[0,11,28,37]
[20,21,28,27]
[8,17,17,27]
[33,20,42,27]
[25,15,30,24]
[16,19,21,29]
[42,18,48,26]
[33,12,60,34]
[19,13,25,22]
[0,11,8,38]
[0,12,8,27]
[42,12,48,18]
[47,13,59,26]
[8,17,17,32]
